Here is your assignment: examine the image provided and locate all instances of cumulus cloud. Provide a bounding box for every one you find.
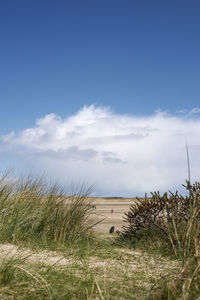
[1,105,200,196]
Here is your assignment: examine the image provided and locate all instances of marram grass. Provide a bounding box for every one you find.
[0,172,93,245]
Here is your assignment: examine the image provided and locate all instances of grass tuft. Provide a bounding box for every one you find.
[0,172,93,246]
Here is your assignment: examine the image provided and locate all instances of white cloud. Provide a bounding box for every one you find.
[1,105,200,196]
[189,107,200,114]
[178,108,200,115]
[1,132,15,143]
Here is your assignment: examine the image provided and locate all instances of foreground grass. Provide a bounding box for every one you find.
[0,172,193,298]
[0,235,180,300]
[0,172,94,246]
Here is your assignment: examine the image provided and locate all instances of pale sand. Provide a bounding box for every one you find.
[89,198,138,233]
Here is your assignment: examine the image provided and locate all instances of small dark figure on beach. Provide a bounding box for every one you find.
[109,226,115,234]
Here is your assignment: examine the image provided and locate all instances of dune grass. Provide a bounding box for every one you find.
[0,169,179,299]
[0,171,199,299]
[0,172,93,246]
[0,235,180,300]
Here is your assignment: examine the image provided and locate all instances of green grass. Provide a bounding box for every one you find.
[0,171,198,299]
[0,172,93,246]
[0,236,180,299]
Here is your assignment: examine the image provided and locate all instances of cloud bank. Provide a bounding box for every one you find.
[1,105,200,196]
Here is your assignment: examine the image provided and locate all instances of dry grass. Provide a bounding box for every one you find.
[0,172,93,245]
[0,237,180,299]
[0,171,199,299]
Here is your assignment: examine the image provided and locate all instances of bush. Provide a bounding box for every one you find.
[122,182,200,259]
[122,182,200,299]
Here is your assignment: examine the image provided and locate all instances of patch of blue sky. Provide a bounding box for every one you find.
[0,0,200,195]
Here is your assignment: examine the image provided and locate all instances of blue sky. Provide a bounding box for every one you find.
[0,0,200,196]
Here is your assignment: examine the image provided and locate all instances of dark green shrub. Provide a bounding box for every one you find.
[122,182,200,259]
[122,182,200,299]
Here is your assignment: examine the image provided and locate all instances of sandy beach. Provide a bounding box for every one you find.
[89,198,137,233]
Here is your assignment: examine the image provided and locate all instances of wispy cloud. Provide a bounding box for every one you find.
[1,105,200,196]
[189,107,200,114]
[178,108,200,115]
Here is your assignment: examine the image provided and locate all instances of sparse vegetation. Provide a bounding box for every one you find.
[0,171,199,299]
[0,237,179,299]
[122,181,200,299]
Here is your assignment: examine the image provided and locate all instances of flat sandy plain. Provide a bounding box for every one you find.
[88,197,138,233]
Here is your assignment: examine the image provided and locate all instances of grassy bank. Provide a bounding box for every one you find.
[0,172,93,246]
[0,235,179,299]
[0,172,199,299]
